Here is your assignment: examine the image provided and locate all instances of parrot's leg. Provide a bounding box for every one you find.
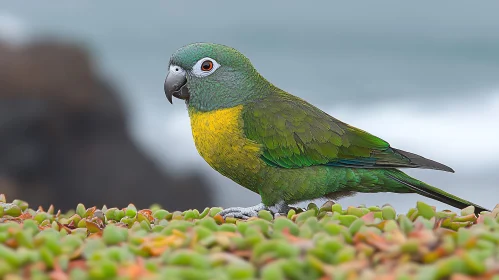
[219,201,289,219]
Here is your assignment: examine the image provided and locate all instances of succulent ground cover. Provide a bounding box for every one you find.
[1,194,499,280]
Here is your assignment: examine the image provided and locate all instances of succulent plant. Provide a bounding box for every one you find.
[0,195,498,279]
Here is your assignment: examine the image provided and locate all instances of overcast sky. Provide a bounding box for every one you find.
[2,1,499,212]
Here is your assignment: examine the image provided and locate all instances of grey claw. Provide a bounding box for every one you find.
[219,201,291,220]
[219,204,266,220]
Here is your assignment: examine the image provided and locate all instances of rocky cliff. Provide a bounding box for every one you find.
[0,40,212,211]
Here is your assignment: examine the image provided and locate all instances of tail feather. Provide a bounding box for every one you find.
[386,170,489,215]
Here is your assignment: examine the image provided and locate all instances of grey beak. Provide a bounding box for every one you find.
[164,69,189,104]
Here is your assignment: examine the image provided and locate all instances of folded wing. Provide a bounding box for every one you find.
[242,92,453,172]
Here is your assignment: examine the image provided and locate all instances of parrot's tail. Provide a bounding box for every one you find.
[385,170,489,215]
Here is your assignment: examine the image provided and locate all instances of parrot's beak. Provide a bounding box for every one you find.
[164,68,189,104]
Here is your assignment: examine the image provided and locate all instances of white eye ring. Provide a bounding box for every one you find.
[191,57,221,78]
[169,65,186,75]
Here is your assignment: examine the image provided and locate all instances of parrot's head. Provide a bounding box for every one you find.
[164,43,272,111]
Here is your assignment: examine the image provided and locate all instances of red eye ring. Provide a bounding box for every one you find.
[201,60,213,71]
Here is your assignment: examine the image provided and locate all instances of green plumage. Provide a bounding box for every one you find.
[244,92,408,169]
[166,43,488,216]
[240,91,485,213]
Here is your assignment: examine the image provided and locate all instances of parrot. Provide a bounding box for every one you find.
[164,42,489,218]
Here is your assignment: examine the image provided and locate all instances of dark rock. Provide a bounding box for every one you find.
[0,40,213,211]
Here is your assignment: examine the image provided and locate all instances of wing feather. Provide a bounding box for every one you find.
[242,92,453,172]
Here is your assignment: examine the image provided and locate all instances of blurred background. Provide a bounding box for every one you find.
[0,1,498,213]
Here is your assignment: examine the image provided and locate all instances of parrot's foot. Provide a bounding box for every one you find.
[220,201,290,219]
[219,204,265,219]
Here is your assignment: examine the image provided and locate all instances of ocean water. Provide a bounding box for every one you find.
[1,1,499,212]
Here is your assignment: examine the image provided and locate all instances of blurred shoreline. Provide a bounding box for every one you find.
[0,2,498,212]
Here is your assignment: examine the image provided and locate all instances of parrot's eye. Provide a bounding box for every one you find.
[201,60,213,71]
[191,57,221,78]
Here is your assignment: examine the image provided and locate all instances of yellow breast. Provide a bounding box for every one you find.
[188,105,263,190]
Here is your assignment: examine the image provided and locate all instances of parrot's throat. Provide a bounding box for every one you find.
[188,105,263,192]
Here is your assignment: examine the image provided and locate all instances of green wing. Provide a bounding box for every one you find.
[242,92,453,172]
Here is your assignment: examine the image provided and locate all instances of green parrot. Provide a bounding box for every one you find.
[164,42,488,218]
